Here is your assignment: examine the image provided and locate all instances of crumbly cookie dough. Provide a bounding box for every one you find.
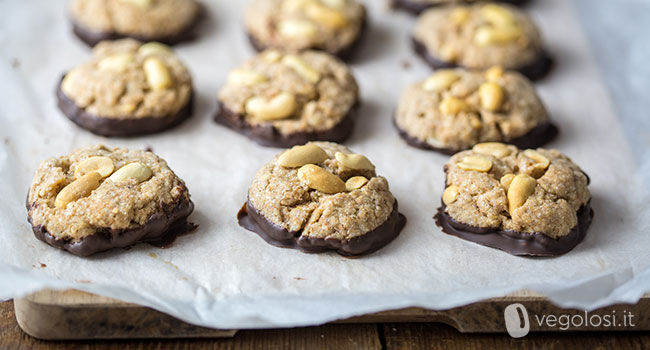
[59,39,193,136]
[69,0,201,46]
[244,0,366,57]
[436,142,592,256]
[27,145,194,256]
[238,142,406,256]
[395,66,552,153]
[216,50,359,147]
[413,4,546,76]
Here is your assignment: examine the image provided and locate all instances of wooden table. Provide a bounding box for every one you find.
[1,300,648,349]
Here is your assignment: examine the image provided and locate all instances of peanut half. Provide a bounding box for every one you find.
[74,156,114,178]
[473,26,522,46]
[457,155,492,172]
[500,173,515,190]
[245,92,297,121]
[305,2,347,29]
[422,70,460,92]
[442,184,460,205]
[478,82,504,111]
[54,172,102,209]
[143,57,173,91]
[281,54,321,83]
[480,4,516,27]
[98,53,135,73]
[108,162,153,183]
[450,7,470,25]
[297,164,346,194]
[523,149,550,178]
[439,96,473,116]
[277,144,329,168]
[472,142,511,159]
[485,66,505,81]
[278,19,318,40]
[507,174,536,213]
[118,0,153,8]
[227,69,268,86]
[345,176,368,192]
[335,152,375,170]
[138,42,172,57]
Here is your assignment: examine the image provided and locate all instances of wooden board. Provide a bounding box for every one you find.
[13,289,650,340]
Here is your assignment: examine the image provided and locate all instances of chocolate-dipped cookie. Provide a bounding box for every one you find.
[435,143,592,256]
[216,50,359,148]
[395,66,556,154]
[57,39,193,137]
[244,0,366,59]
[26,145,195,257]
[68,0,202,47]
[238,142,406,257]
[412,4,551,80]
[392,0,530,15]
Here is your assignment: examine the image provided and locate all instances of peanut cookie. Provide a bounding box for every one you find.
[394,67,556,154]
[57,39,193,137]
[435,143,592,256]
[216,50,360,147]
[393,0,529,15]
[69,0,202,47]
[237,142,406,257]
[412,3,551,80]
[26,145,195,257]
[244,0,366,59]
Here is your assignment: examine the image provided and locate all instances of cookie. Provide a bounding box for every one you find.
[392,0,529,15]
[69,0,202,47]
[57,39,194,137]
[394,66,556,154]
[244,0,366,59]
[215,50,360,148]
[412,4,551,80]
[434,143,593,256]
[237,142,406,257]
[26,145,195,257]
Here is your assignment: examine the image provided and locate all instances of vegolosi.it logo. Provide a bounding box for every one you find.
[504,303,636,338]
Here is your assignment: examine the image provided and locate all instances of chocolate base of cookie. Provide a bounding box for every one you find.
[392,0,531,15]
[56,80,194,137]
[237,199,407,257]
[393,118,558,155]
[214,101,357,148]
[434,200,593,257]
[246,14,367,60]
[412,37,553,81]
[27,195,196,257]
[71,9,203,47]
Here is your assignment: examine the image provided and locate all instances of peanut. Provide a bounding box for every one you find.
[278,19,318,40]
[500,173,515,190]
[422,70,459,92]
[118,0,153,8]
[480,4,516,27]
[245,92,297,121]
[472,142,511,159]
[305,2,347,29]
[74,156,114,178]
[442,185,460,205]
[507,174,536,213]
[227,69,268,86]
[143,57,173,91]
[297,164,345,194]
[474,26,522,46]
[485,66,505,81]
[345,176,368,192]
[108,162,153,183]
[479,82,505,111]
[439,96,473,115]
[97,53,135,72]
[335,152,374,170]
[138,42,172,57]
[54,172,102,209]
[277,144,329,168]
[457,155,492,172]
[282,54,321,83]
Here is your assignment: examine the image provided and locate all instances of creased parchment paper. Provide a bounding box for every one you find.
[1,0,649,329]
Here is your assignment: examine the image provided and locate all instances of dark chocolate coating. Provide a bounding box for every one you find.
[393,117,558,155]
[71,7,203,47]
[434,200,593,257]
[214,101,356,148]
[56,78,194,138]
[238,199,407,257]
[392,0,531,15]
[26,193,195,257]
[246,13,367,61]
[412,37,553,81]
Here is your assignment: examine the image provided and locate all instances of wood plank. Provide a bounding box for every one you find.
[381,323,650,350]
[3,300,381,350]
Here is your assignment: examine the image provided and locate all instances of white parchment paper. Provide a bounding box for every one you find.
[1,0,649,329]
